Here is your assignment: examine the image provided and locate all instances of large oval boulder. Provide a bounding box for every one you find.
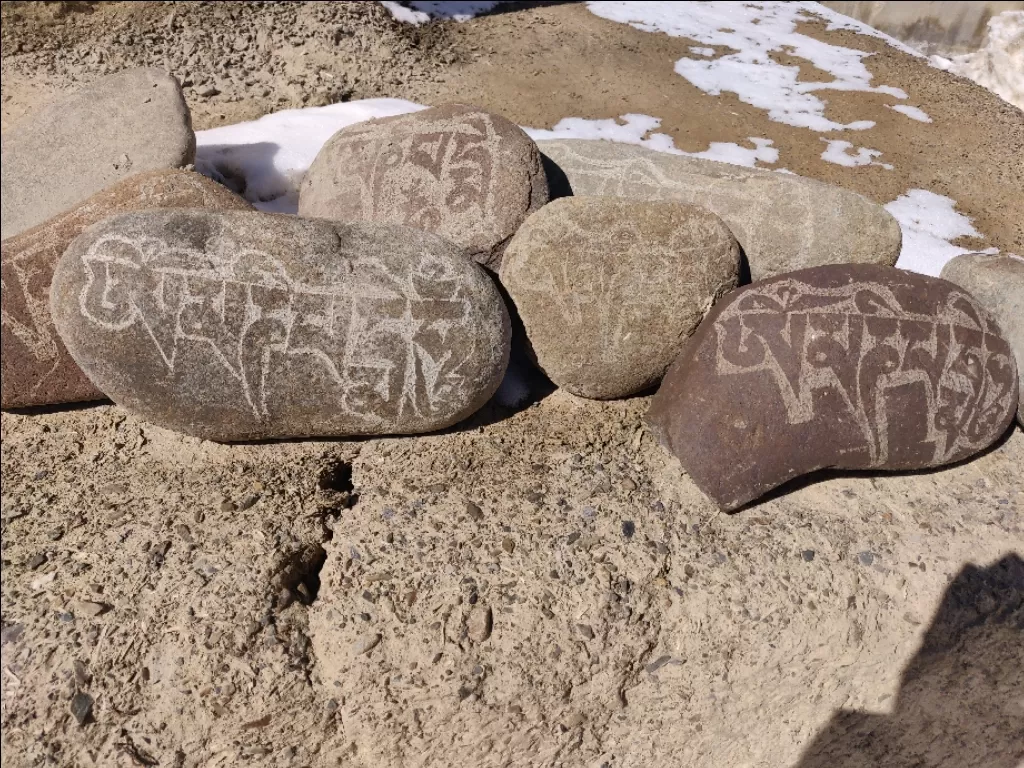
[1,170,252,410]
[941,253,1024,426]
[298,104,549,271]
[1,68,196,239]
[538,139,902,282]
[501,196,741,399]
[50,211,510,441]
[647,264,1019,510]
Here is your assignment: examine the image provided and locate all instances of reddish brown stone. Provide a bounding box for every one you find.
[647,264,1019,511]
[1,170,251,409]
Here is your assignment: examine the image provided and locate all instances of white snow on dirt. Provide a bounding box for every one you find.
[585,1,911,131]
[820,139,892,170]
[930,11,1024,111]
[888,104,932,122]
[885,189,997,277]
[379,1,504,25]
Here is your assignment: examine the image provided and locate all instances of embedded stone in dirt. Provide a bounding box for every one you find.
[298,103,549,271]
[49,211,511,441]
[646,264,1019,511]
[500,196,740,398]
[538,139,903,282]
[941,253,1024,426]
[1,170,251,410]
[0,68,196,239]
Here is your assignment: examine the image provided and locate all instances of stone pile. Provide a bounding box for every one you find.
[2,68,1020,507]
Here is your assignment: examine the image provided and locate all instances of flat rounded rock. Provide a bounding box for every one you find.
[501,196,740,398]
[941,253,1024,426]
[538,139,902,282]
[1,68,196,238]
[2,170,251,410]
[647,264,1019,510]
[50,211,510,441]
[298,104,549,271]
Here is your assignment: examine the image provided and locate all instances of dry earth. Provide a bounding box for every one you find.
[1,2,1023,768]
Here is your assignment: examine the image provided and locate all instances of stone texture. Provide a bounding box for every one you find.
[1,68,196,239]
[50,211,511,441]
[298,104,549,271]
[941,253,1024,426]
[647,264,1019,511]
[501,197,740,398]
[538,139,902,282]
[1,170,251,410]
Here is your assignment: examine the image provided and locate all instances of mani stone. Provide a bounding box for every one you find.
[50,211,510,441]
[538,139,902,282]
[298,104,549,271]
[501,196,741,399]
[1,68,196,239]
[1,170,252,410]
[941,253,1024,426]
[647,264,1019,511]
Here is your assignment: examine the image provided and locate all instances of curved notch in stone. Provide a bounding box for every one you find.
[50,211,511,441]
[647,264,1019,510]
[298,103,549,271]
[538,139,902,282]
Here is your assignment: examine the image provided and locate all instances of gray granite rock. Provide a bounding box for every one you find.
[50,211,510,441]
[501,196,741,398]
[941,253,1024,426]
[298,104,549,271]
[1,68,195,239]
[538,139,902,282]
[647,264,1019,510]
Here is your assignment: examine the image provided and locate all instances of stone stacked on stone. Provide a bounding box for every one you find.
[50,211,510,441]
[647,264,1019,510]
[941,253,1024,426]
[1,170,252,409]
[1,68,196,239]
[538,139,902,281]
[298,104,549,271]
[501,196,741,399]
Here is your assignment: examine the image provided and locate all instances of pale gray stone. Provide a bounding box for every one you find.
[501,196,741,399]
[1,68,195,238]
[538,139,902,282]
[50,211,510,441]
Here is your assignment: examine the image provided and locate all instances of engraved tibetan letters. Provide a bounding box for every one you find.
[647,265,1019,510]
[50,211,511,440]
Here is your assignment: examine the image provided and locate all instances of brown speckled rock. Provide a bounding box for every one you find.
[298,104,549,270]
[50,211,510,441]
[1,68,196,238]
[647,264,1018,510]
[941,253,1024,427]
[538,139,902,281]
[1,170,251,409]
[501,196,741,399]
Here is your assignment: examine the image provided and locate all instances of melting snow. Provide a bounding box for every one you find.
[888,104,932,122]
[930,11,1024,111]
[820,139,892,170]
[379,1,504,24]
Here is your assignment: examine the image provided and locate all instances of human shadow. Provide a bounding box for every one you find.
[794,553,1024,768]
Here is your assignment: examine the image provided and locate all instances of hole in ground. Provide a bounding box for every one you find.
[278,544,328,605]
[317,459,359,509]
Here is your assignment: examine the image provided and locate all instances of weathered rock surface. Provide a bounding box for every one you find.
[501,196,740,398]
[1,68,196,238]
[647,264,1019,510]
[941,253,1024,426]
[298,104,549,270]
[1,170,251,410]
[50,211,510,440]
[538,139,903,282]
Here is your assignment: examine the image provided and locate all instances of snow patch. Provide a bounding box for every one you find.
[585,1,909,131]
[888,104,932,123]
[820,139,892,170]
[379,1,504,24]
[885,189,996,277]
[930,11,1024,111]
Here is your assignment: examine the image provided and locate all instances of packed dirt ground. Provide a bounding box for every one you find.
[1,2,1023,767]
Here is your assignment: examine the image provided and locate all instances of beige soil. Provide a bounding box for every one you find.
[1,3,1023,767]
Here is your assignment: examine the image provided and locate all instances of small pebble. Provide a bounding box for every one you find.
[467,605,493,642]
[621,520,635,539]
[354,632,381,655]
[70,692,93,726]
[576,623,595,640]
[465,502,484,521]
[801,550,816,562]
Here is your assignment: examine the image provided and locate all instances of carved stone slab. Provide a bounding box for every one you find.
[298,104,549,271]
[2,170,252,410]
[50,211,511,441]
[647,264,1019,510]
[501,196,740,398]
[1,68,196,239]
[942,253,1024,426]
[538,139,902,282]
